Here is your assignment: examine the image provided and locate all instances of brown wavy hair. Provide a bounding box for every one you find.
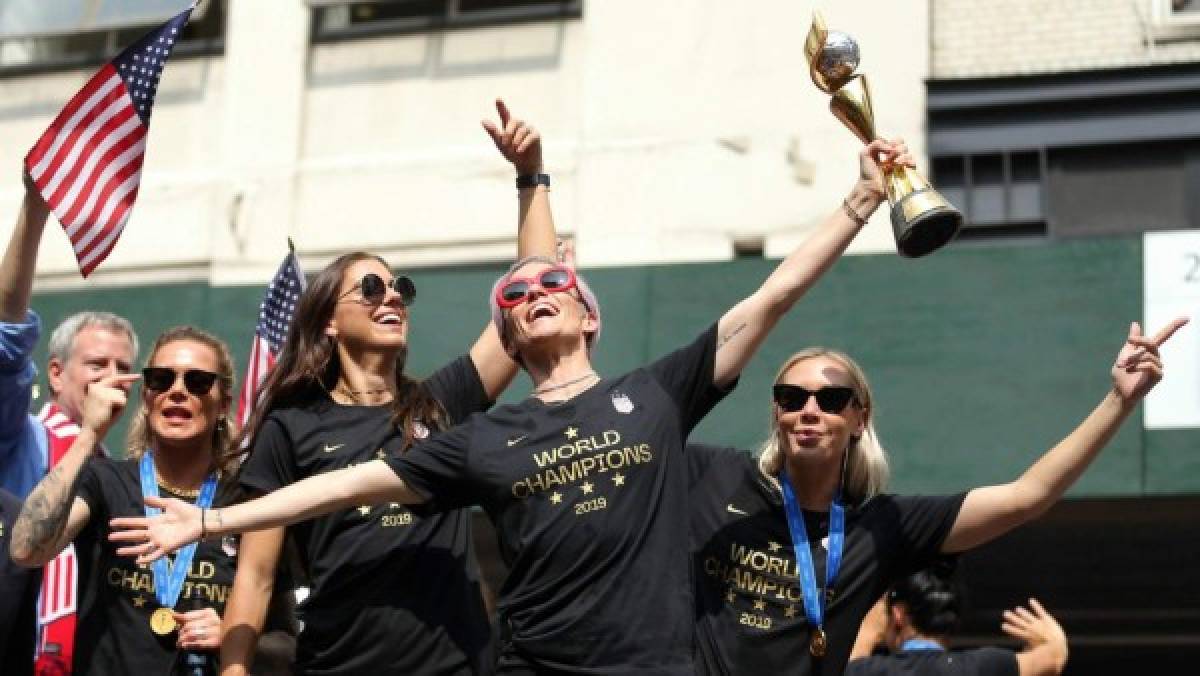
[126,326,238,475]
[229,252,449,466]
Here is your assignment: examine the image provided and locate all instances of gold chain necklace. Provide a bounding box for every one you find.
[156,473,201,499]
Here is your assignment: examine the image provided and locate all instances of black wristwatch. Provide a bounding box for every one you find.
[516,173,551,189]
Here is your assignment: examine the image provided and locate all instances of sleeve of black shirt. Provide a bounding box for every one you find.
[890,492,968,572]
[645,323,736,434]
[239,415,298,496]
[685,443,744,489]
[74,457,108,524]
[969,647,1020,676]
[422,354,492,425]
[1,490,40,676]
[842,657,884,676]
[384,419,479,512]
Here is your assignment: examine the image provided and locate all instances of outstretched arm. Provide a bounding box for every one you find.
[711,139,911,388]
[1003,599,1069,676]
[1,173,50,323]
[110,459,421,563]
[471,98,558,398]
[943,319,1188,553]
[9,373,137,566]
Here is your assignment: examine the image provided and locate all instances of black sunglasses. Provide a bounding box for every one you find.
[142,367,223,396]
[772,384,857,414]
[339,273,416,307]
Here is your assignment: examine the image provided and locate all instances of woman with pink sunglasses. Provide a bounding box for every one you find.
[110,136,914,674]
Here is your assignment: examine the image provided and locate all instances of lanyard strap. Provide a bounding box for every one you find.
[779,468,844,633]
[138,452,217,608]
[900,638,945,653]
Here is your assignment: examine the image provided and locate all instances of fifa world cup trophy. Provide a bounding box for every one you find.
[805,12,962,257]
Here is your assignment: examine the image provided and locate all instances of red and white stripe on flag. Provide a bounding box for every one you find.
[23,5,194,277]
[237,335,277,432]
[235,249,305,440]
[38,543,78,624]
[25,65,146,278]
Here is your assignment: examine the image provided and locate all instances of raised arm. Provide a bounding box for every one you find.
[1,173,51,323]
[110,459,421,563]
[712,139,910,388]
[9,372,137,566]
[471,99,558,399]
[943,319,1188,553]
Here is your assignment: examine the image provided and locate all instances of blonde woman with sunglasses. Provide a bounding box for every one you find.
[11,326,239,675]
[686,317,1186,675]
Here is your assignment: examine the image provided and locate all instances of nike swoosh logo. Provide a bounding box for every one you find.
[506,435,529,447]
[727,504,748,516]
[323,443,345,453]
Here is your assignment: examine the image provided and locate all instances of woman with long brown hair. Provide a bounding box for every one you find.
[214,100,559,676]
[11,326,239,674]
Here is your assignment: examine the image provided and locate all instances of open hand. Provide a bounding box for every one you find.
[482,98,543,176]
[1002,598,1068,671]
[109,495,203,564]
[1112,318,1188,402]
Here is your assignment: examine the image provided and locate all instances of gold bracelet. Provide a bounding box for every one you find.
[842,198,868,227]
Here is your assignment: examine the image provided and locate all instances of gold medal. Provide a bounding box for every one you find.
[150,607,177,635]
[809,627,827,658]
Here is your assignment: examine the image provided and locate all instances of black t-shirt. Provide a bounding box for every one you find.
[387,324,732,675]
[1,489,40,676]
[845,647,1018,676]
[238,355,494,676]
[688,445,966,676]
[73,457,239,676]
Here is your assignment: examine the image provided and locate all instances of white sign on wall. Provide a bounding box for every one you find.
[1143,231,1200,429]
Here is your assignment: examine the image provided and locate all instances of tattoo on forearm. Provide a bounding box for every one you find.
[12,465,75,560]
[718,322,748,349]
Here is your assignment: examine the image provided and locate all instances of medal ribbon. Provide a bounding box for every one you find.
[900,638,945,652]
[138,452,217,610]
[779,468,845,644]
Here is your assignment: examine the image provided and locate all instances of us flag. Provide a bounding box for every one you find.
[24,4,195,277]
[237,249,306,432]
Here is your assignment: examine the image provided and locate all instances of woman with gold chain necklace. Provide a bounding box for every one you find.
[11,326,241,674]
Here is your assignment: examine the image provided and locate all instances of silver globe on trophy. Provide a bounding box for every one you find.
[805,12,962,258]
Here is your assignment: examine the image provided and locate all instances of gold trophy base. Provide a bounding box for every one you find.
[889,187,963,258]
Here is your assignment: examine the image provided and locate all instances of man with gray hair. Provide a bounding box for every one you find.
[0,176,138,675]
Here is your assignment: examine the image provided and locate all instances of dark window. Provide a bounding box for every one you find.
[0,1,225,75]
[932,150,1047,239]
[1046,141,1198,238]
[313,0,583,42]
[1174,0,1200,13]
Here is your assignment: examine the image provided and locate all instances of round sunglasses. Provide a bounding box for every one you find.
[338,273,416,307]
[494,266,579,309]
[772,384,858,414]
[142,367,224,396]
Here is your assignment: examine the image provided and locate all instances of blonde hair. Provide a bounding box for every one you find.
[757,347,890,504]
[126,326,238,475]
